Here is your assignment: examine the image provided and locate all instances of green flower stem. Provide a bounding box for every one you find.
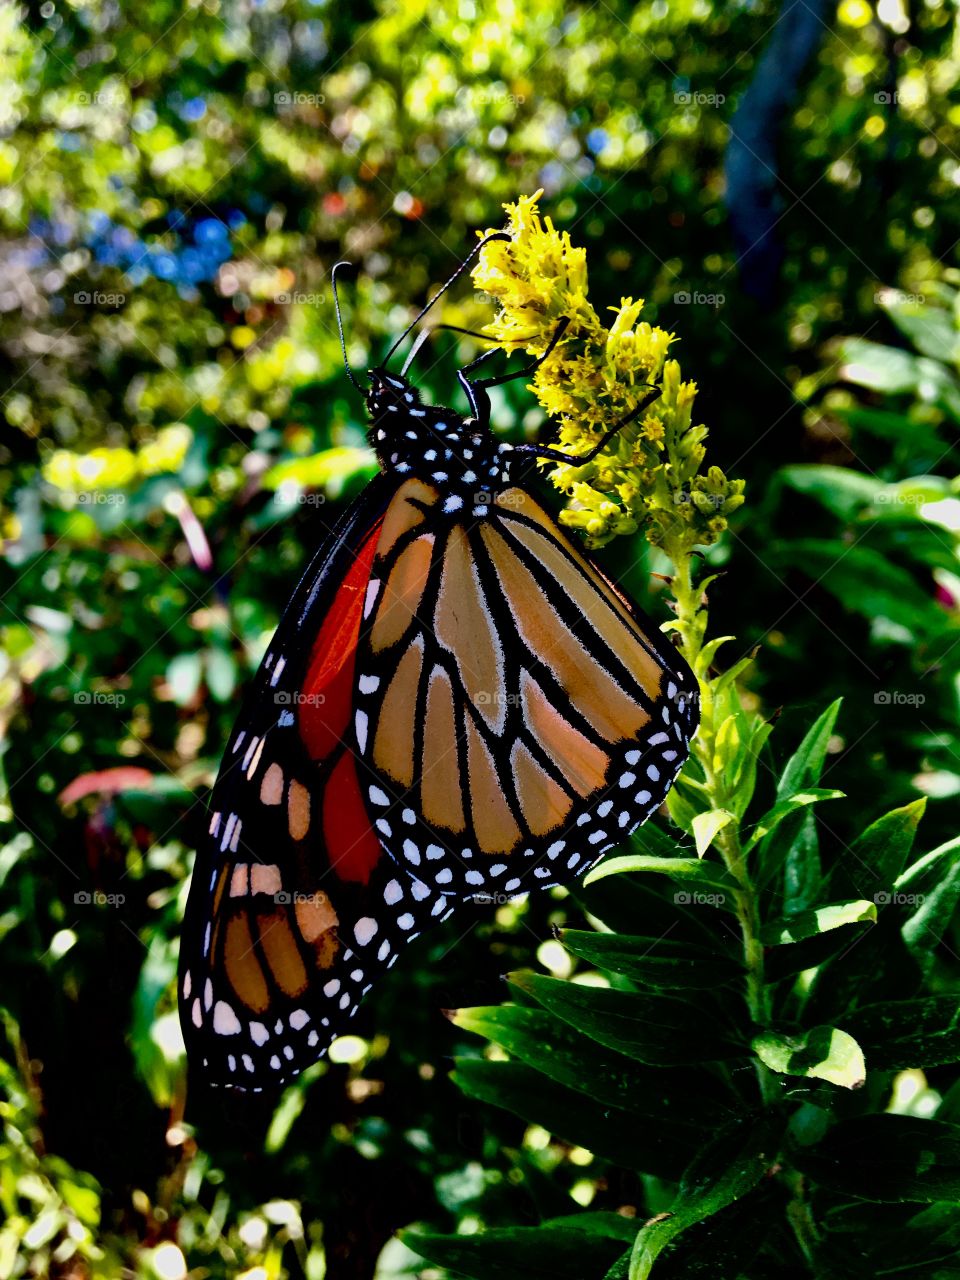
[666,544,777,1106]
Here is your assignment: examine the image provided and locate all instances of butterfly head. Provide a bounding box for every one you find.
[365,368,423,421]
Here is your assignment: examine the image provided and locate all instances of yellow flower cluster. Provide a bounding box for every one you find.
[473,192,744,553]
[43,424,193,492]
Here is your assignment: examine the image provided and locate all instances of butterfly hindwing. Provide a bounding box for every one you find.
[178,475,456,1090]
[352,482,699,897]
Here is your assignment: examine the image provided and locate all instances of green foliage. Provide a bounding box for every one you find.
[424,703,960,1278]
[2,0,960,1276]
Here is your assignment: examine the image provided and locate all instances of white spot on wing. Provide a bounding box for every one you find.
[364,579,381,619]
[355,917,378,946]
[213,1001,241,1035]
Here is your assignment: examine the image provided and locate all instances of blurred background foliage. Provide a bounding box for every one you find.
[2,0,960,1275]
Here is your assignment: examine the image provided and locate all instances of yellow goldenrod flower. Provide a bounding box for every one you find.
[473,191,744,554]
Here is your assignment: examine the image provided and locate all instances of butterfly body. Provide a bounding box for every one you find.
[367,369,514,516]
[179,255,699,1091]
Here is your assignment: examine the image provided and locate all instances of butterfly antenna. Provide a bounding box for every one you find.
[382,230,511,369]
[331,260,364,393]
[400,326,432,376]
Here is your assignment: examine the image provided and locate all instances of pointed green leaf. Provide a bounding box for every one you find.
[509,971,743,1066]
[405,1219,631,1280]
[744,789,844,852]
[451,1059,686,1177]
[753,1025,865,1089]
[779,464,882,520]
[584,854,737,904]
[840,798,927,902]
[756,699,842,906]
[558,930,742,990]
[692,809,734,857]
[761,899,877,946]
[774,699,843,800]
[899,834,960,963]
[694,635,735,677]
[449,1003,724,1132]
[712,651,758,697]
[628,1111,782,1280]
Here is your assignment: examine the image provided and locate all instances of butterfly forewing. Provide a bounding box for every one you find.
[353,484,699,897]
[178,476,456,1090]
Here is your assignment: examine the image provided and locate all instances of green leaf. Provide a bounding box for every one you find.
[627,1111,782,1280]
[837,338,960,418]
[451,1059,688,1178]
[584,854,737,906]
[844,998,960,1069]
[639,1188,778,1279]
[449,1003,725,1133]
[765,912,877,982]
[711,652,759,698]
[558,930,742,990]
[165,652,202,705]
[203,646,237,702]
[752,1026,865,1089]
[779,464,882,521]
[775,699,842,798]
[509,971,743,1066]
[792,1116,960,1202]
[744,789,844,853]
[691,809,734,857]
[405,1219,631,1280]
[772,540,949,642]
[694,635,735,678]
[881,295,959,363]
[757,699,842,909]
[761,899,877,946]
[899,833,960,963]
[840,798,927,903]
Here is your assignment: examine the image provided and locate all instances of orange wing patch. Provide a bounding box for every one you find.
[434,525,506,733]
[480,523,649,743]
[359,481,691,865]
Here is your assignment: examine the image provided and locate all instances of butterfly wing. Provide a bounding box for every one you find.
[179,474,456,1090]
[352,481,699,896]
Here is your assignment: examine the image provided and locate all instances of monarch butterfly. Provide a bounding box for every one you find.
[179,233,699,1090]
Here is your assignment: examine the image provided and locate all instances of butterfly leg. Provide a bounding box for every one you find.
[511,384,663,466]
[458,316,571,428]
